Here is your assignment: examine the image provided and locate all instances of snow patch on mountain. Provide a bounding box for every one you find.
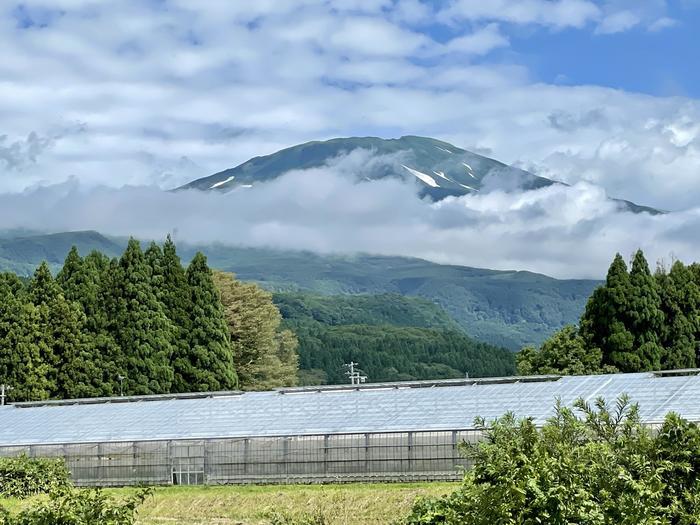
[402,165,440,188]
[462,163,477,179]
[432,170,450,181]
[211,176,235,189]
[435,146,453,154]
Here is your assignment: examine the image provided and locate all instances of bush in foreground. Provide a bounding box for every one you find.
[0,455,71,499]
[400,396,700,525]
[0,487,152,525]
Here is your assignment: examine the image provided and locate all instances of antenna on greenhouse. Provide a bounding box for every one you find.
[344,362,367,386]
[0,384,13,406]
[117,375,126,397]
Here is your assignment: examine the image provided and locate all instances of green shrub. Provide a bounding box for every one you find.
[0,487,152,525]
[400,396,700,525]
[0,454,71,498]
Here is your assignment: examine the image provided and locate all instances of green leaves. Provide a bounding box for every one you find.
[0,237,263,400]
[529,251,700,378]
[0,454,71,499]
[213,271,298,390]
[401,398,700,525]
[171,253,237,392]
[516,325,607,376]
[0,487,152,525]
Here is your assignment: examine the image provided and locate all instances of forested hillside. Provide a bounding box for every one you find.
[0,231,600,350]
[0,239,517,400]
[275,292,515,384]
[519,250,700,375]
[0,238,297,402]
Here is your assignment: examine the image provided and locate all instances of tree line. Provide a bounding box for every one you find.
[0,237,298,402]
[518,250,700,375]
[275,291,515,384]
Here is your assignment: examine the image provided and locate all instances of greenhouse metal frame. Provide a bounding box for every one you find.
[0,429,481,486]
[0,370,699,486]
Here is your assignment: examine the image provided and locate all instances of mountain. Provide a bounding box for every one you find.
[0,231,599,350]
[273,291,464,331]
[190,245,599,350]
[273,292,516,384]
[0,230,124,275]
[179,135,660,214]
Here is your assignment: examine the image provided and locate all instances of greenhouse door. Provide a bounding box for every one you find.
[170,442,205,485]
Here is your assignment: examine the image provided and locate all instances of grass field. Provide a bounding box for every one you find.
[2,483,457,525]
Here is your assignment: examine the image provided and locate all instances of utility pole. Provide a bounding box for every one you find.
[344,362,367,385]
[0,384,13,406]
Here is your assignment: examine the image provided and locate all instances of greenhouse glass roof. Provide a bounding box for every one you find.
[0,372,699,446]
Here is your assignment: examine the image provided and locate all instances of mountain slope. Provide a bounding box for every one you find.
[179,135,660,213]
[0,231,124,274]
[0,231,600,350]
[191,246,599,350]
[273,292,515,384]
[273,292,464,331]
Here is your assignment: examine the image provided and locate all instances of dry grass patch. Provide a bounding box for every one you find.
[130,483,455,525]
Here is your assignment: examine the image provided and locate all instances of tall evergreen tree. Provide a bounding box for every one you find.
[159,236,191,331]
[580,253,635,371]
[0,272,24,298]
[57,247,100,319]
[28,261,103,399]
[657,261,699,369]
[0,297,54,402]
[627,250,664,371]
[144,242,165,300]
[109,238,175,395]
[56,248,119,397]
[158,236,193,384]
[172,253,237,392]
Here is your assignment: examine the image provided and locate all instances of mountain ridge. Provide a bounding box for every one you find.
[0,230,600,350]
[179,135,660,214]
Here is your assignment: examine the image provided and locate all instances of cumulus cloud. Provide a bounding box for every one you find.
[444,24,509,55]
[0,0,699,278]
[437,0,601,28]
[1,151,699,280]
[0,0,694,213]
[0,132,53,171]
[530,106,700,211]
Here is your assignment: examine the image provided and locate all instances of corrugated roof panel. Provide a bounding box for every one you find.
[0,372,699,446]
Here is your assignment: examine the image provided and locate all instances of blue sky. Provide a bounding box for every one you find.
[1,0,698,206]
[504,7,700,97]
[1,1,700,277]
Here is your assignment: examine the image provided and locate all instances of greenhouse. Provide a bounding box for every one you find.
[0,370,699,486]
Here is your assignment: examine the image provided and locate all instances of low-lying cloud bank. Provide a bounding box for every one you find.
[1,153,697,280]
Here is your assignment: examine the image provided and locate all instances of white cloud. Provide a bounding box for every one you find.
[438,0,601,29]
[328,17,430,56]
[444,24,509,55]
[595,10,640,34]
[0,0,699,270]
[648,16,677,32]
[1,152,699,280]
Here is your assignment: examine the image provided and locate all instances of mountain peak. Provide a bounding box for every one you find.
[178,136,660,214]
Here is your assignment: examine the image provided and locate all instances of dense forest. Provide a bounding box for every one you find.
[0,240,516,401]
[0,230,599,351]
[518,250,700,375]
[275,292,515,384]
[0,237,297,402]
